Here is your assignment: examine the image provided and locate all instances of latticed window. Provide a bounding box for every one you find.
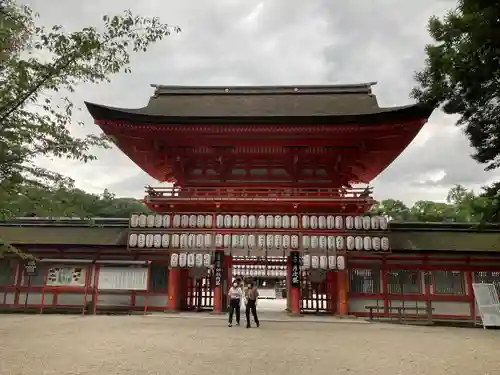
[433,270,466,295]
[149,264,168,291]
[0,261,14,285]
[387,269,421,294]
[349,268,381,294]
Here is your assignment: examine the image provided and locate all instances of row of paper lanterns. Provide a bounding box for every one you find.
[128,233,389,251]
[233,265,287,277]
[169,253,346,270]
[130,214,388,231]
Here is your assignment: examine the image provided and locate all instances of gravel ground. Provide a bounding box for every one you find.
[0,315,498,375]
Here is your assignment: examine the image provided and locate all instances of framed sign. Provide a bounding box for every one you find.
[290,251,300,288]
[213,251,224,287]
[24,261,37,277]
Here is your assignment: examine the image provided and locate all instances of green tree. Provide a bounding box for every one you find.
[411,0,500,221]
[370,199,413,221]
[0,0,179,256]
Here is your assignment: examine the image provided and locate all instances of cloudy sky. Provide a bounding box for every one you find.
[26,0,500,205]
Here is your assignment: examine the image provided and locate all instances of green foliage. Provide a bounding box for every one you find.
[411,0,500,222]
[0,0,179,256]
[371,184,497,223]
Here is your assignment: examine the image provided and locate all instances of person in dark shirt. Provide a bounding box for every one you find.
[245,281,260,328]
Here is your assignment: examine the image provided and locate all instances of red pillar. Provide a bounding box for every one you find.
[337,270,348,315]
[167,267,181,311]
[288,255,301,315]
[212,251,224,314]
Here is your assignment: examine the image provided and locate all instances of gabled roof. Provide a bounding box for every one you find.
[85,83,434,125]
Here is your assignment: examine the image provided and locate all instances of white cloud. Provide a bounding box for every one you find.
[23,0,500,204]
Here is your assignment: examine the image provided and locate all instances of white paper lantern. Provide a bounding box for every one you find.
[337,255,346,270]
[188,234,196,249]
[266,215,274,228]
[232,215,240,228]
[195,253,203,267]
[256,215,265,228]
[146,214,155,228]
[181,215,189,228]
[196,234,204,248]
[138,214,147,227]
[215,234,223,248]
[203,253,211,267]
[345,216,354,229]
[335,236,344,250]
[180,234,188,249]
[189,215,197,228]
[239,235,247,249]
[319,236,327,250]
[240,215,248,228]
[258,235,266,249]
[223,234,231,248]
[302,235,310,249]
[311,256,319,269]
[179,253,187,267]
[162,215,171,228]
[363,236,372,251]
[248,215,256,228]
[266,234,274,249]
[335,216,344,229]
[197,215,205,228]
[302,215,310,229]
[171,234,180,248]
[291,235,299,249]
[326,215,334,229]
[170,253,179,267]
[282,235,290,249]
[327,236,335,250]
[346,236,355,250]
[379,216,388,230]
[224,214,232,228]
[154,215,163,228]
[381,237,390,251]
[187,253,195,268]
[232,234,240,248]
[173,215,181,228]
[205,215,213,228]
[274,215,282,229]
[355,236,363,251]
[371,216,379,230]
[248,234,256,248]
[318,216,326,229]
[291,215,299,228]
[328,255,336,269]
[145,234,154,248]
[311,236,319,249]
[128,233,138,247]
[310,216,318,229]
[303,254,311,269]
[204,233,213,248]
[161,234,170,248]
[274,234,282,249]
[354,216,362,230]
[282,215,290,228]
[362,216,371,230]
[153,234,162,248]
[216,215,224,228]
[137,233,146,247]
[372,237,381,251]
[319,256,328,269]
[130,214,139,228]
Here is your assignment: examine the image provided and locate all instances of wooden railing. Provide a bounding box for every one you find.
[145,186,373,202]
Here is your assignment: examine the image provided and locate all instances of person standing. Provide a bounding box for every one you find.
[227,280,243,327]
[245,281,260,328]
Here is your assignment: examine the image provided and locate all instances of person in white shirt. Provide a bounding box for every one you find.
[227,280,243,327]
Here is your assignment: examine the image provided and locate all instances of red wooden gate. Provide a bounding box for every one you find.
[185,272,214,311]
[300,270,331,314]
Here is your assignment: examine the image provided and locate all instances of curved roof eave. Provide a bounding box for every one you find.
[84,101,434,126]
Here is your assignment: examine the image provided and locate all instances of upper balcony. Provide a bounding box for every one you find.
[144,186,375,213]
